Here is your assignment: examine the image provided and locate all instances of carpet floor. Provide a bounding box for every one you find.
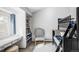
[20,42,57,52]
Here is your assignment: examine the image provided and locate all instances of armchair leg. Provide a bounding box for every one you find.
[35,40,36,46]
[44,40,46,45]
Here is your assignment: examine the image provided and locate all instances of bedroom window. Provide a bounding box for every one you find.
[0,10,16,39]
[10,14,16,34]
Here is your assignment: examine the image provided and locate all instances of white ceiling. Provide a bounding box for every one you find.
[28,7,44,13]
[21,7,45,13]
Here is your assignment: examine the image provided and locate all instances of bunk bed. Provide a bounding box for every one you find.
[53,15,72,46]
[54,20,76,52]
[53,15,76,52]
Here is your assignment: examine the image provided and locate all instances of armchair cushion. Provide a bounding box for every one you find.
[35,37,45,41]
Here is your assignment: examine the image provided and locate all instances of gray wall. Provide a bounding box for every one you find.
[30,7,76,41]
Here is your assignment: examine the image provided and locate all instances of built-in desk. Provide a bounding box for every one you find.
[0,35,23,51]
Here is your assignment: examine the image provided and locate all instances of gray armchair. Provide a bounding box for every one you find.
[34,28,45,45]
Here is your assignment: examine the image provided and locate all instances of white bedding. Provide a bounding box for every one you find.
[0,34,22,51]
[54,37,60,46]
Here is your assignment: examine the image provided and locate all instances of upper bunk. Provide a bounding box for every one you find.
[58,15,75,32]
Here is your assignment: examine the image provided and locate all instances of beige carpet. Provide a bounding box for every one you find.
[33,43,57,52]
